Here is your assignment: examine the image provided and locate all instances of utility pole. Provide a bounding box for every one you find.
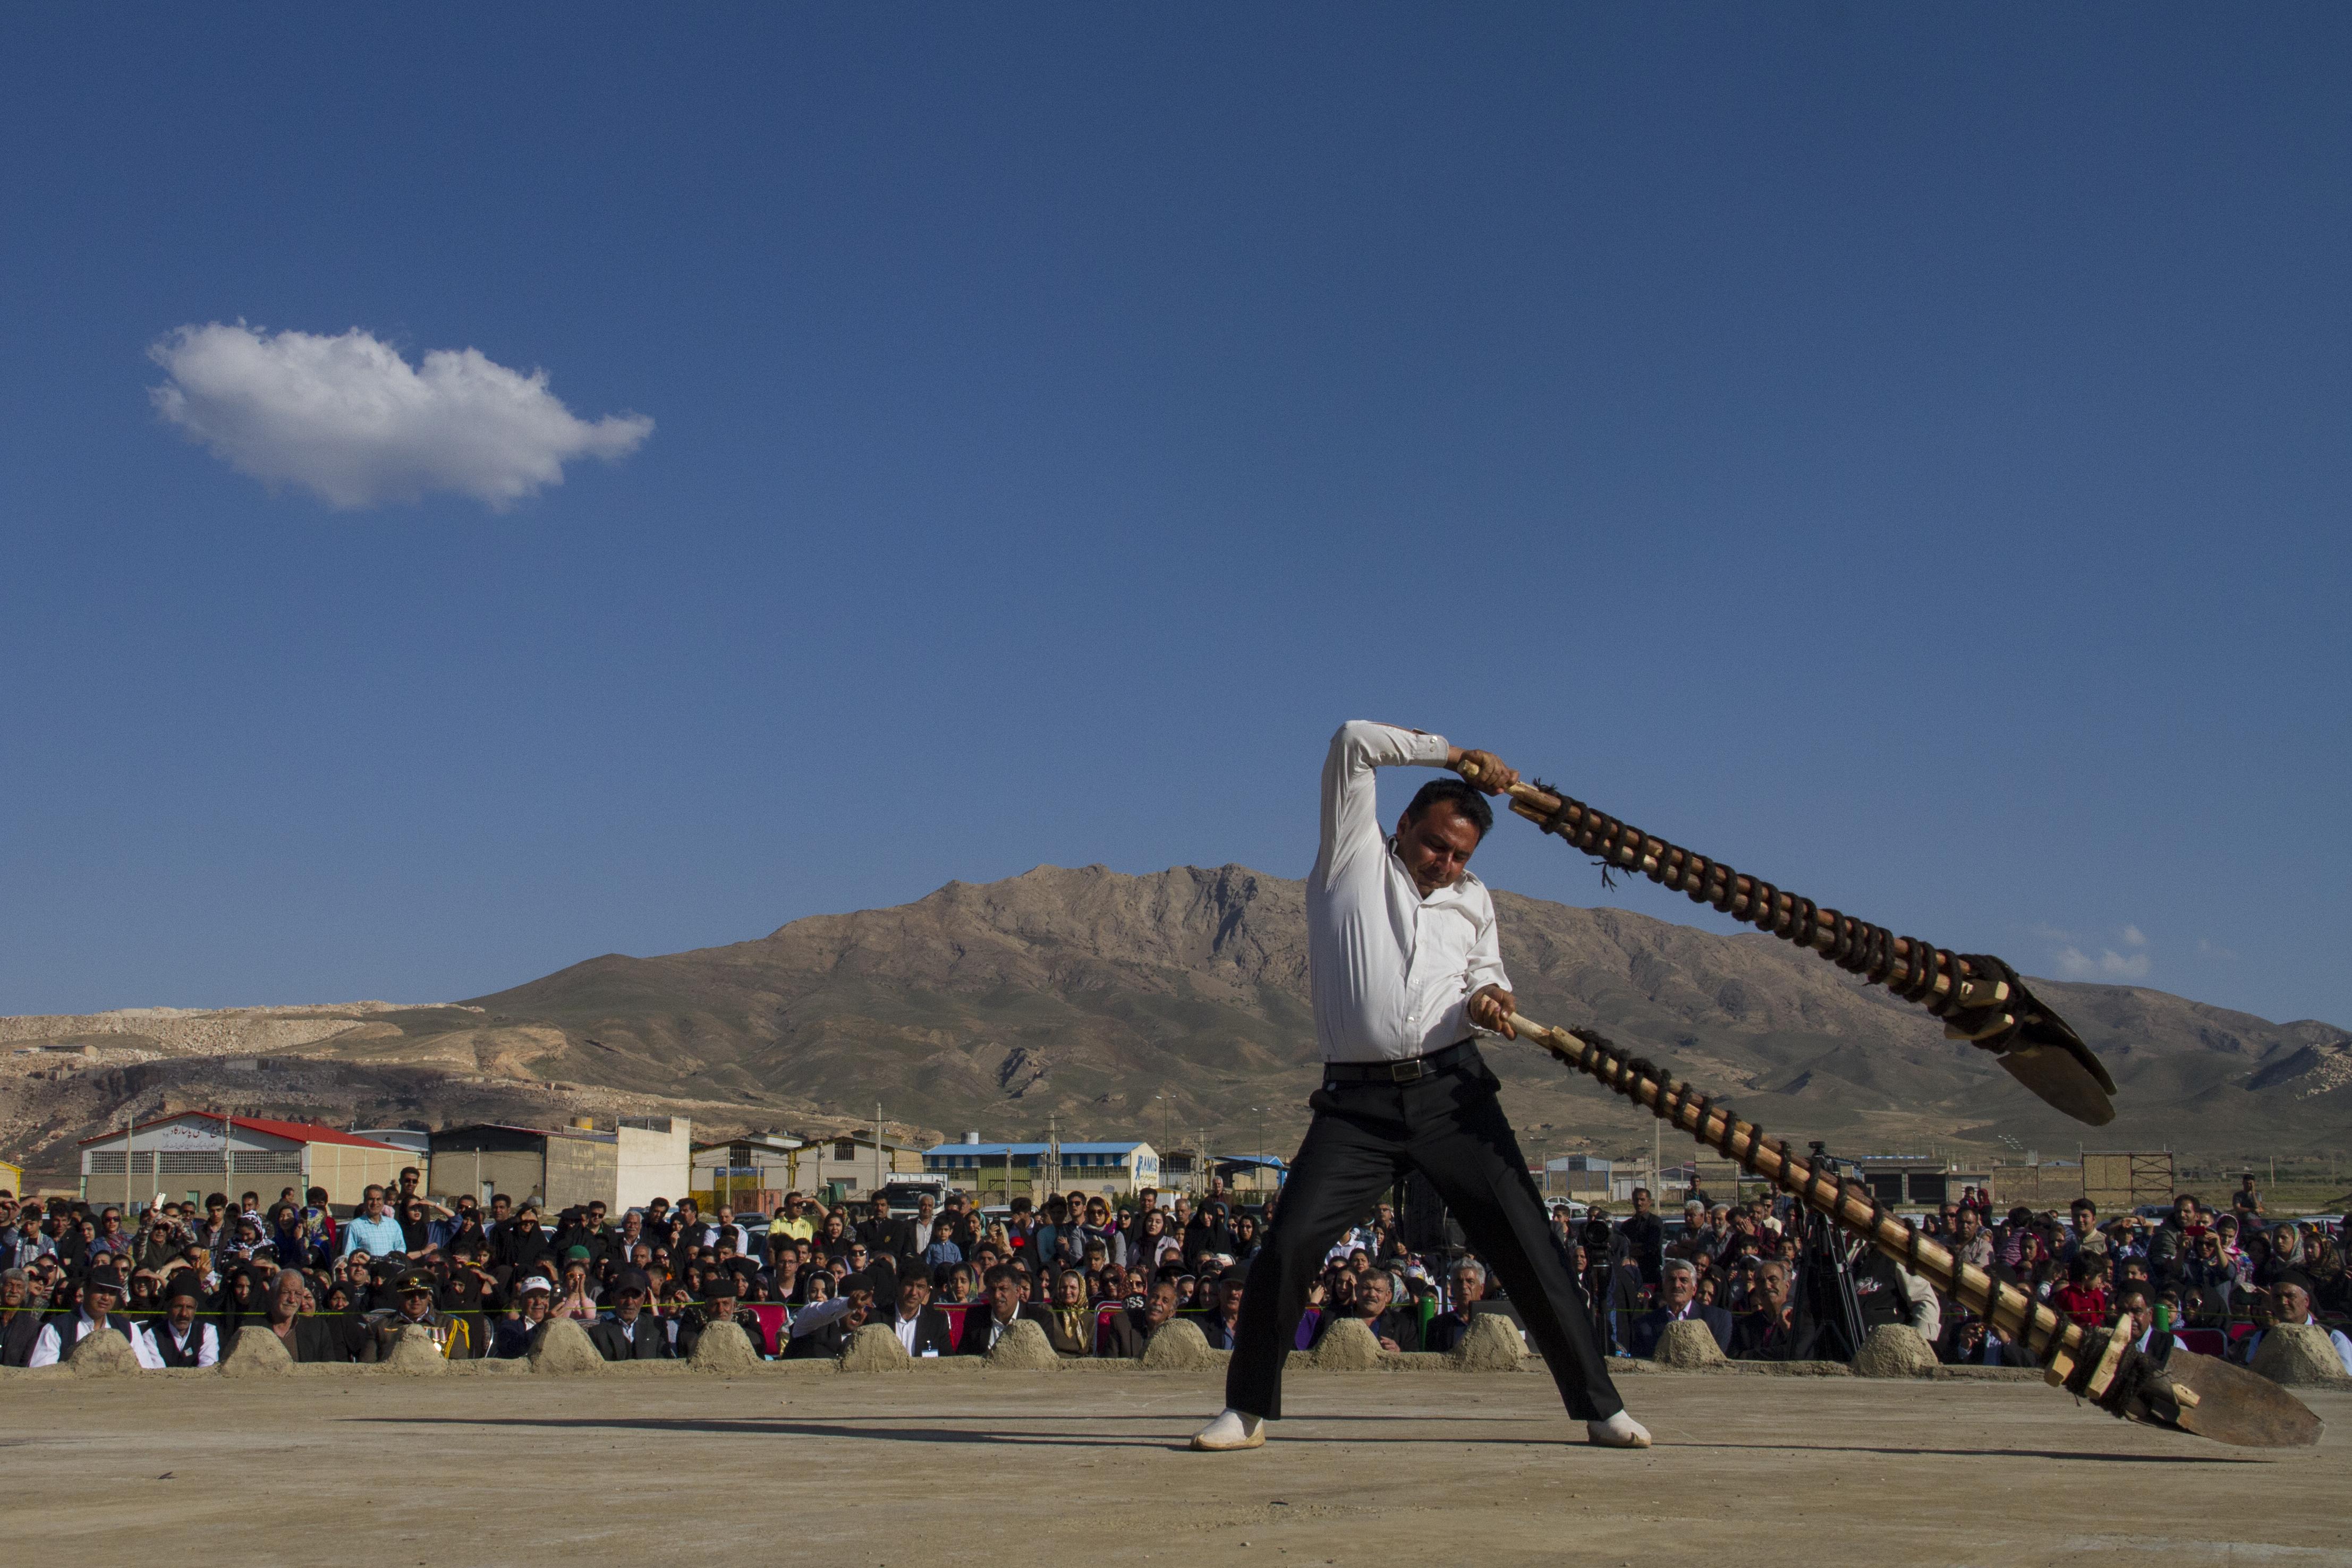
[875,1101,885,1198]
[1045,1113,1061,1200]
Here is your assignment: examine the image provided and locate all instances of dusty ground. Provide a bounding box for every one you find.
[3,1368,2343,1566]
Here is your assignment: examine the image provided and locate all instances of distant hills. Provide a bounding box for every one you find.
[5,863,2346,1180]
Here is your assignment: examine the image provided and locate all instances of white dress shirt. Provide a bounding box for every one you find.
[1310,722,1510,1063]
[28,1312,165,1369]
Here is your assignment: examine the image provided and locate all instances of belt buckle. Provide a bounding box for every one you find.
[1388,1057,1427,1084]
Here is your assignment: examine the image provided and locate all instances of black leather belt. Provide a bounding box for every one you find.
[1322,1039,1479,1084]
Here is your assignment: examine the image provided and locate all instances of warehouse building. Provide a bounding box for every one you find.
[78,1113,409,1211]
[428,1117,691,1212]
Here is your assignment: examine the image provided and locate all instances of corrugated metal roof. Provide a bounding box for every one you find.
[78,1112,404,1151]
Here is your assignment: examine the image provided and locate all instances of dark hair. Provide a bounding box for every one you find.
[1403,779,1493,840]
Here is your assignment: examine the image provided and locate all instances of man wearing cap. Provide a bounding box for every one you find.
[588,1269,670,1360]
[27,1272,162,1368]
[148,1275,220,1367]
[676,1276,760,1359]
[360,1271,471,1361]
[1191,723,1642,1453]
[490,1275,555,1358]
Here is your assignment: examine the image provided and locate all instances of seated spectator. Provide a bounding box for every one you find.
[2049,1256,2109,1330]
[955,1263,1050,1355]
[1040,1268,1096,1357]
[2238,1273,2352,1377]
[1423,1259,1491,1354]
[925,1217,963,1271]
[1199,1266,1246,1351]
[888,1272,955,1358]
[1,1267,44,1366]
[1099,1276,1181,1358]
[589,1269,669,1360]
[785,1273,878,1359]
[677,1276,761,1359]
[263,1269,349,1362]
[1627,1258,1733,1358]
[148,1274,219,1367]
[554,1249,600,1322]
[490,1276,555,1358]
[27,1272,160,1368]
[361,1270,471,1361]
[1728,1261,1819,1362]
[2111,1284,2170,1358]
[1355,1267,1421,1352]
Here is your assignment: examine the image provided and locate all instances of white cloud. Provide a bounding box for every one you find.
[2121,925,2147,947]
[2054,945,2151,981]
[149,322,652,509]
[2197,937,2238,961]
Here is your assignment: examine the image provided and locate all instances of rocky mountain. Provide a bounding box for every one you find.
[7,863,2345,1181]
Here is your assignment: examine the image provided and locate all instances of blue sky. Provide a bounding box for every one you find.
[4,6,2346,1028]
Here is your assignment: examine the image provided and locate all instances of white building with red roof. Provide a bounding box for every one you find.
[79,1112,412,1212]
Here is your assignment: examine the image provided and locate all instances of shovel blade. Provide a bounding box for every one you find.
[2135,1348,2326,1449]
[1999,1046,2116,1127]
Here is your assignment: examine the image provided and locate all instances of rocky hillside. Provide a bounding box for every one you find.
[7,864,2345,1181]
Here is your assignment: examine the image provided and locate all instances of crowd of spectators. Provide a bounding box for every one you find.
[2,1173,2345,1378]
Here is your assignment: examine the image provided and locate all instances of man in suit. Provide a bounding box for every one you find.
[956,1263,1054,1355]
[1200,1266,1248,1350]
[261,1269,349,1363]
[1423,1258,1495,1353]
[675,1277,762,1359]
[1100,1276,1182,1358]
[588,1269,669,1360]
[885,1272,955,1358]
[856,1197,912,1264]
[1626,1258,1733,1358]
[1,1267,45,1367]
[1728,1260,1820,1362]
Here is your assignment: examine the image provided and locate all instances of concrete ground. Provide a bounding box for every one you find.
[4,1369,2343,1567]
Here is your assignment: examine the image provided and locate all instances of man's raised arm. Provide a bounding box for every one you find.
[1314,721,1520,886]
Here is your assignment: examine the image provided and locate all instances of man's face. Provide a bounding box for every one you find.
[2176,1197,2198,1223]
[2275,1283,2313,1325]
[613,1288,645,1323]
[2121,1293,2154,1339]
[1453,1267,1485,1306]
[898,1281,931,1318]
[1757,1266,1792,1317]
[0,1276,24,1308]
[84,1287,119,1319]
[1145,1284,1178,1327]
[1633,1191,1652,1217]
[523,1293,550,1322]
[270,1280,308,1324]
[717,1207,733,1226]
[1956,1211,1981,1239]
[400,1289,432,1322]
[363,1192,385,1218]
[590,1205,607,1226]
[168,1296,197,1328]
[1357,1274,1392,1317]
[1661,1268,1696,1310]
[1393,801,1483,896]
[844,1286,874,1326]
[491,1197,511,1220]
[989,1274,1024,1322]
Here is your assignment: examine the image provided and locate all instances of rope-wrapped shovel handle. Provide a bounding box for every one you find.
[1510,1010,2322,1450]
[1456,760,2116,1127]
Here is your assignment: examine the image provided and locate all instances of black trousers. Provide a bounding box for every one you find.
[1225,1046,1624,1422]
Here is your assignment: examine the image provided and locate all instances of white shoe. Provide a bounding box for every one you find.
[1586,1410,1652,1448]
[1189,1409,1267,1451]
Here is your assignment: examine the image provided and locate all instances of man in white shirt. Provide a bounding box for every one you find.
[27,1274,163,1369]
[1193,722,1644,1452]
[147,1275,220,1367]
[2241,1274,2352,1377]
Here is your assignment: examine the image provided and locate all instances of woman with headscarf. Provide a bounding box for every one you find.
[2255,1223,2304,1290]
[1041,1268,1096,1357]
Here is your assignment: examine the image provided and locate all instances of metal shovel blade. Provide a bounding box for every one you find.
[1998,1046,2116,1126]
[2134,1348,2326,1449]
